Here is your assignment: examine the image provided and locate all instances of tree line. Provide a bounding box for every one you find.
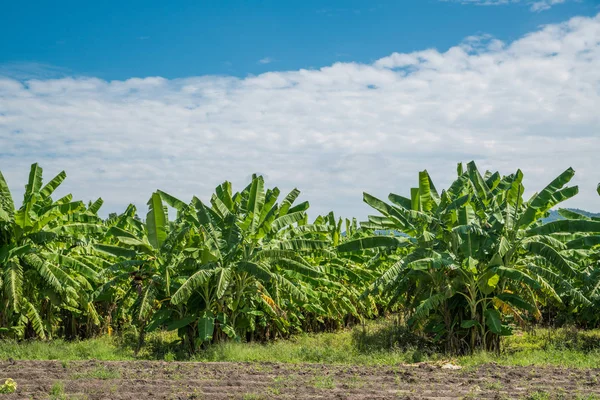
[1,162,599,354]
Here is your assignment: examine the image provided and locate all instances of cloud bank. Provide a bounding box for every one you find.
[1,14,600,219]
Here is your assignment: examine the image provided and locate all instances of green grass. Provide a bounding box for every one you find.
[1,321,600,368]
[242,394,265,400]
[456,328,600,369]
[0,336,133,361]
[190,327,429,365]
[312,375,336,389]
[72,365,121,380]
[457,348,600,369]
[49,381,67,400]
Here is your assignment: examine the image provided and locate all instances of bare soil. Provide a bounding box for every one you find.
[1,360,599,399]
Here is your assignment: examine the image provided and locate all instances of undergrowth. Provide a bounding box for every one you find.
[1,320,600,368]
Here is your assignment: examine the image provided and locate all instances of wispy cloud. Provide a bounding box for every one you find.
[530,0,566,11]
[0,62,72,80]
[1,14,600,217]
[258,57,274,64]
[441,0,569,11]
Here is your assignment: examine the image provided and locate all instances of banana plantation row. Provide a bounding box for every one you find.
[1,162,599,354]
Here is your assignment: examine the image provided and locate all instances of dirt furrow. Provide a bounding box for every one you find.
[1,360,600,399]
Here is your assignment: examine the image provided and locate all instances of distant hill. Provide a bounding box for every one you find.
[543,208,600,223]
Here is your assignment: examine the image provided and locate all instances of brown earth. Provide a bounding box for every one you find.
[1,360,599,399]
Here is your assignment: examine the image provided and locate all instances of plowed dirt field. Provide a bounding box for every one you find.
[1,360,599,399]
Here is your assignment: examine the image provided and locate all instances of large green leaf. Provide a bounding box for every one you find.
[271,274,307,302]
[51,223,104,236]
[247,176,265,234]
[166,316,197,331]
[24,301,46,339]
[0,171,14,220]
[40,170,66,199]
[215,182,234,211]
[413,292,448,321]
[278,258,321,278]
[461,319,479,329]
[495,293,537,314]
[88,198,104,214]
[337,236,409,252]
[157,190,187,212]
[558,209,590,220]
[115,236,154,255]
[566,235,600,249]
[48,254,99,280]
[418,170,434,212]
[527,220,600,236]
[93,244,137,259]
[3,261,23,312]
[525,241,577,278]
[23,163,43,202]
[23,253,63,293]
[215,267,231,299]
[276,239,328,252]
[170,268,215,305]
[286,200,309,215]
[495,266,541,290]
[279,188,300,216]
[518,167,576,228]
[0,205,9,222]
[271,211,305,232]
[388,193,412,209]
[237,261,272,282]
[467,161,491,202]
[14,198,36,230]
[0,244,31,263]
[135,285,156,322]
[484,308,502,335]
[198,311,215,342]
[146,192,167,249]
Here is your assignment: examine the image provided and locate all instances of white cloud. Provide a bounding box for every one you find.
[1,14,600,219]
[531,0,567,11]
[442,0,569,11]
[258,57,274,64]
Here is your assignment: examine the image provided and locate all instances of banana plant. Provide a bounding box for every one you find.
[168,175,328,349]
[93,191,192,350]
[0,164,104,339]
[295,211,389,331]
[340,162,596,353]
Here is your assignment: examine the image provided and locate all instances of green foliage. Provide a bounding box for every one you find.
[3,321,600,370]
[72,365,121,379]
[1,162,599,359]
[0,164,105,340]
[49,381,65,398]
[351,162,599,353]
[0,378,17,394]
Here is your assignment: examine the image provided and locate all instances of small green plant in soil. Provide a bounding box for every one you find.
[72,365,121,380]
[49,381,66,399]
[0,378,17,394]
[312,376,336,389]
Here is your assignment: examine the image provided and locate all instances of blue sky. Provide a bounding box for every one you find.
[1,1,600,218]
[1,0,598,79]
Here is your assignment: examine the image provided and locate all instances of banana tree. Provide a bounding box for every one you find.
[340,162,595,353]
[555,189,600,327]
[168,175,328,348]
[94,191,190,350]
[292,211,390,331]
[0,164,105,339]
